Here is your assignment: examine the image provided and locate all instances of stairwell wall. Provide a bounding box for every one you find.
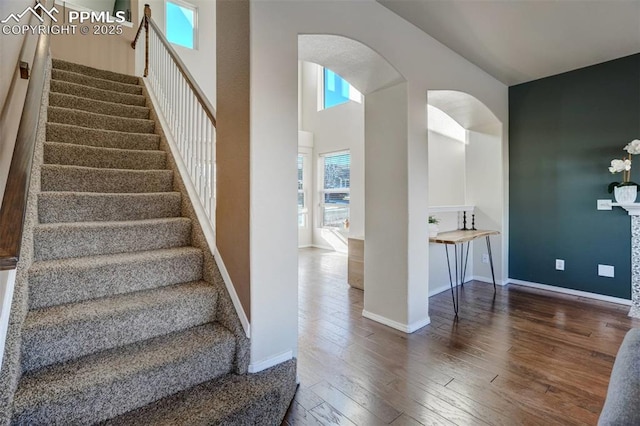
[0,1,41,372]
[49,2,138,75]
[216,0,251,322]
[0,0,39,208]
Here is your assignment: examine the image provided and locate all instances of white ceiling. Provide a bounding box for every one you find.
[378,0,640,86]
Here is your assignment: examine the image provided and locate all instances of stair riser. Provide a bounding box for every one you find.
[48,107,155,134]
[38,192,181,224]
[50,80,146,106]
[47,123,160,151]
[41,165,173,193]
[44,142,166,170]
[13,335,236,425]
[28,249,203,309]
[52,59,140,85]
[52,69,143,95]
[22,287,218,372]
[33,219,191,261]
[102,360,298,426]
[49,92,150,119]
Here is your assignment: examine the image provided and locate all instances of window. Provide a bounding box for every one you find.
[166,0,197,49]
[320,152,350,228]
[321,68,362,110]
[298,154,308,227]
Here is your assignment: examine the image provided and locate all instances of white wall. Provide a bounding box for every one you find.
[466,126,506,284]
[0,0,40,207]
[428,130,466,206]
[138,0,216,106]
[299,61,365,250]
[249,0,507,370]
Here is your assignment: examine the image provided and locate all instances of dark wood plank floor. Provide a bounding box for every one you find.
[283,248,640,426]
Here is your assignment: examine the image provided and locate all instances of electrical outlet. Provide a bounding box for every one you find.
[482,254,489,264]
[555,259,565,271]
[598,264,615,278]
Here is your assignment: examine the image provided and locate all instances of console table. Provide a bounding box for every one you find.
[430,229,499,317]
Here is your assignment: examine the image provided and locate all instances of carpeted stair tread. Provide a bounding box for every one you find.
[41,164,173,193]
[33,217,192,261]
[21,281,218,373]
[28,247,203,309]
[11,324,236,425]
[52,69,143,95]
[47,123,160,150]
[48,106,155,134]
[38,191,181,223]
[50,80,146,107]
[49,92,150,119]
[103,361,298,426]
[52,58,140,85]
[44,142,166,170]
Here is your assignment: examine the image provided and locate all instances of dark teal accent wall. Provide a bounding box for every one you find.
[509,54,640,299]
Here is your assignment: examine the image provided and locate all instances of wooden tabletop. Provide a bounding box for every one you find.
[430,229,500,244]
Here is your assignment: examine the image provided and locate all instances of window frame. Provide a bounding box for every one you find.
[297,154,308,228]
[318,150,351,229]
[165,0,198,50]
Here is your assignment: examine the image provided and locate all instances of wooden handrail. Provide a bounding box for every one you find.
[131,5,216,127]
[0,13,52,270]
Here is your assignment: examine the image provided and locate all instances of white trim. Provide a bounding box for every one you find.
[508,278,632,306]
[144,79,250,338]
[362,310,430,333]
[298,244,313,249]
[0,269,17,369]
[214,248,250,337]
[429,284,450,297]
[248,350,293,373]
[469,275,508,286]
[311,244,335,251]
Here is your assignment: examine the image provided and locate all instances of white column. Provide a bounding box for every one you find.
[363,82,430,332]
[630,216,640,317]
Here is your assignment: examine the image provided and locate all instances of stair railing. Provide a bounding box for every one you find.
[0,3,52,270]
[132,4,216,232]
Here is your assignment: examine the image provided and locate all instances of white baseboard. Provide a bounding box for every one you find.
[429,284,451,297]
[298,244,313,249]
[311,244,337,251]
[0,270,17,369]
[248,350,293,373]
[362,310,430,333]
[470,275,508,286]
[508,278,632,306]
[214,248,251,337]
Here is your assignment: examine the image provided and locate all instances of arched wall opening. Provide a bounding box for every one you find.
[298,35,435,334]
[427,90,506,297]
[248,0,508,371]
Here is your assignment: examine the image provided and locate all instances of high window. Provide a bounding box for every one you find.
[166,0,197,49]
[321,68,361,110]
[320,152,350,228]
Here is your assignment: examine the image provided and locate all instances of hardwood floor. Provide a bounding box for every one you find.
[283,248,640,426]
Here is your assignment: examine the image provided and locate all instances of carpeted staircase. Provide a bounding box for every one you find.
[1,59,295,425]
